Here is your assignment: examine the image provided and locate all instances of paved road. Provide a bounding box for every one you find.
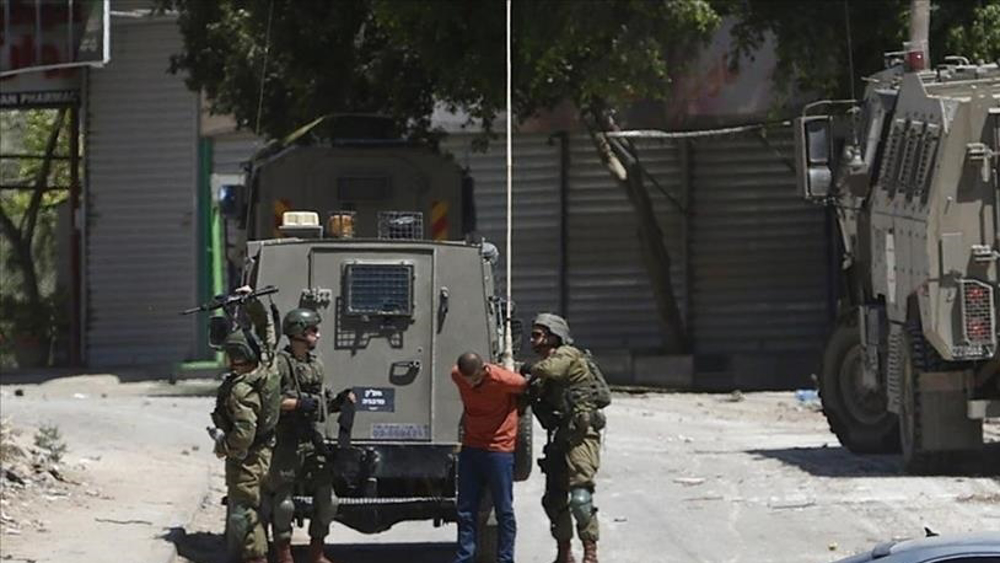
[3,377,998,563]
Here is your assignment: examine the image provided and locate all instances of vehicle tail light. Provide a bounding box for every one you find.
[961,280,995,345]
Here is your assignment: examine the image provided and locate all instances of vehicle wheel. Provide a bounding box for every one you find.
[899,321,951,475]
[475,491,498,563]
[514,406,533,482]
[819,318,899,453]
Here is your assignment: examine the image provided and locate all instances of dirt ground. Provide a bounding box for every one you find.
[2,375,998,563]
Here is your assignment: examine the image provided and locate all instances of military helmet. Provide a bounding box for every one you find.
[282,308,322,338]
[532,313,573,345]
[223,329,261,364]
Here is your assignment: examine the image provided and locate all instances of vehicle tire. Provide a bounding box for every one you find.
[475,491,499,563]
[899,321,954,475]
[513,406,533,482]
[819,318,899,453]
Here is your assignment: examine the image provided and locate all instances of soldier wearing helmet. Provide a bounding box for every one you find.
[266,307,353,563]
[210,290,280,563]
[524,313,603,563]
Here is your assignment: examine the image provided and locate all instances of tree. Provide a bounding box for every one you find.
[0,108,72,366]
[164,0,721,353]
[723,0,1000,100]
[162,0,995,353]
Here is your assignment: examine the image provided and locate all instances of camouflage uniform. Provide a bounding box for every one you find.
[266,348,337,543]
[532,345,601,544]
[212,301,278,562]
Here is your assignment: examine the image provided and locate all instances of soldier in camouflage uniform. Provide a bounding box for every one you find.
[210,295,280,563]
[266,308,353,563]
[524,313,603,563]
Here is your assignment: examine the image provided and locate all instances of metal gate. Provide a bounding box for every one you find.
[85,18,199,366]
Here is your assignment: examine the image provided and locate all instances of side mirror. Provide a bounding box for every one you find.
[209,316,231,348]
[794,116,833,199]
[219,184,246,220]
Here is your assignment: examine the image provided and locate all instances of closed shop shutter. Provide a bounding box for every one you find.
[689,130,831,385]
[566,134,687,350]
[440,134,561,337]
[85,19,199,366]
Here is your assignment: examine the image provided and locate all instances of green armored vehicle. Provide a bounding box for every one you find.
[220,124,531,553]
[796,50,1000,472]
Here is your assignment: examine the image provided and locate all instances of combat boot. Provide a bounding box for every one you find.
[582,539,598,563]
[308,537,334,563]
[552,539,576,563]
[274,538,294,563]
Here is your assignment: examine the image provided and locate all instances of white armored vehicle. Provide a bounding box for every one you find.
[795,50,1000,472]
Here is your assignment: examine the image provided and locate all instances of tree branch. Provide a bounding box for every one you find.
[23,108,67,245]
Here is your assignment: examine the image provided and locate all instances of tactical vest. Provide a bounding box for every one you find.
[562,348,611,432]
[212,366,281,446]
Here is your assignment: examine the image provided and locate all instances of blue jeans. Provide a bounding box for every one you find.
[454,447,516,563]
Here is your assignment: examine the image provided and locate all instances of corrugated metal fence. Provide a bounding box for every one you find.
[440,128,830,389]
[214,128,831,389]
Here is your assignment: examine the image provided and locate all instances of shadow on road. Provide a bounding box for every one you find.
[749,444,1000,477]
[747,445,902,477]
[162,527,455,563]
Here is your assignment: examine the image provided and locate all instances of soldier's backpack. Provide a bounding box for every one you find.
[583,350,612,409]
[249,360,282,443]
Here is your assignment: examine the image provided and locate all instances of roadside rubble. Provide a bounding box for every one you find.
[0,416,89,538]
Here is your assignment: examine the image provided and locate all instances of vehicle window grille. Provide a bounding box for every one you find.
[879,119,906,193]
[904,121,928,196]
[894,120,918,195]
[915,124,940,201]
[344,263,414,316]
[377,211,424,240]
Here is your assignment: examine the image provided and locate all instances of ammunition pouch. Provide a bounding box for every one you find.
[252,428,276,449]
[211,409,230,434]
[590,410,607,432]
[533,401,563,431]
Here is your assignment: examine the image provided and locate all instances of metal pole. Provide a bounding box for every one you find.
[501,0,514,370]
[69,104,81,366]
[909,0,930,63]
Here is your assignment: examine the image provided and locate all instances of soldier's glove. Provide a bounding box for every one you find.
[519,362,534,377]
[297,394,320,415]
[207,427,226,459]
[328,388,355,412]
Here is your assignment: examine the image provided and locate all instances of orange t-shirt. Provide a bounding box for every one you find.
[451,363,527,452]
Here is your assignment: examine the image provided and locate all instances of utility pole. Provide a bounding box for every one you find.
[909,0,930,65]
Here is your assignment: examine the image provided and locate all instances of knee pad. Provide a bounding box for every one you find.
[226,504,253,553]
[271,496,296,534]
[312,489,339,527]
[569,487,594,526]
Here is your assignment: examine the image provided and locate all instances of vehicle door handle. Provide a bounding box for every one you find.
[390,360,421,385]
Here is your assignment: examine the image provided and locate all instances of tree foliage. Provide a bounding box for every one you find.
[163,0,722,140]
[723,0,1000,99]
[0,108,73,365]
[161,0,996,352]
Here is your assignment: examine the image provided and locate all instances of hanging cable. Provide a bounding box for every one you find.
[254,0,276,137]
[244,0,276,239]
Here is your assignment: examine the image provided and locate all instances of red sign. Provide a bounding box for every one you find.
[0,0,109,79]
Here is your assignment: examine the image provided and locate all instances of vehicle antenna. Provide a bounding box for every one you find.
[844,0,857,102]
[501,0,515,370]
[844,0,861,147]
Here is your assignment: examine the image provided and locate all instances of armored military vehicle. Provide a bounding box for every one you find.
[795,50,1000,472]
[217,119,530,558]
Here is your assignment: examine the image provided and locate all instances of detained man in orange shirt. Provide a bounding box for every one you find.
[451,351,527,563]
